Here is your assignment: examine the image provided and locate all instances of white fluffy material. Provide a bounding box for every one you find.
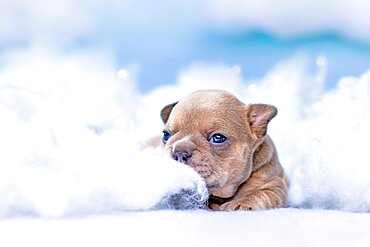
[0,50,370,217]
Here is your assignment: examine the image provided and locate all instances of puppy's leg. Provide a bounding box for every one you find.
[219,174,288,211]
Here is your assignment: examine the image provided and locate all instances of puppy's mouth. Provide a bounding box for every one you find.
[184,160,225,191]
[187,162,212,179]
[169,149,226,190]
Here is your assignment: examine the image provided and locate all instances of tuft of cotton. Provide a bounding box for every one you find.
[0,51,208,218]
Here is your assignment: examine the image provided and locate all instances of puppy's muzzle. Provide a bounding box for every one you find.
[172,140,195,165]
[174,152,191,163]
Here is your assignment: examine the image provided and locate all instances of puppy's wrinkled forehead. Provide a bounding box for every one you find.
[167,91,245,131]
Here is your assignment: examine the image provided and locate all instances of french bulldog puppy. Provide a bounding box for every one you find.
[160,89,288,210]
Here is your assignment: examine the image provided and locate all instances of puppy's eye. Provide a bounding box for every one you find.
[210,133,227,144]
[162,130,171,143]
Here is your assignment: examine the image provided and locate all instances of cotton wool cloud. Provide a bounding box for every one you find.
[1,50,370,217]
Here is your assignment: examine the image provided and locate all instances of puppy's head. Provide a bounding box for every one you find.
[160,90,277,198]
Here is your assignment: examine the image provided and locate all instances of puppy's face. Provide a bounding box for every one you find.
[160,90,277,198]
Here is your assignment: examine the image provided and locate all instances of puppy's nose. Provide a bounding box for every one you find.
[174,152,191,164]
[172,140,195,164]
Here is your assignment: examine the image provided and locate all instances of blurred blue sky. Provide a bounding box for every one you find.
[1,0,370,92]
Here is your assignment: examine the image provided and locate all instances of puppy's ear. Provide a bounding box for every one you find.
[160,102,178,123]
[246,104,277,139]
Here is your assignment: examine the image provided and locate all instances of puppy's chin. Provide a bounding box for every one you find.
[200,173,236,198]
[187,160,233,198]
[164,144,244,198]
[209,184,239,198]
[202,169,228,192]
[193,161,247,198]
[182,152,227,189]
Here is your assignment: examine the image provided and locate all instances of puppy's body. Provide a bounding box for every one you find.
[160,90,287,210]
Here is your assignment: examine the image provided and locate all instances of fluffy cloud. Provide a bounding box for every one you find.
[2,0,370,49]
[0,0,93,47]
[205,0,370,42]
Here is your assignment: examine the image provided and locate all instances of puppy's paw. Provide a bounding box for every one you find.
[207,203,220,210]
[219,199,263,211]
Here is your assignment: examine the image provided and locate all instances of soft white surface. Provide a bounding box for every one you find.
[0,209,369,247]
[141,58,370,212]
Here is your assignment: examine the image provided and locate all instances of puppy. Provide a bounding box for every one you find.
[160,89,288,210]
